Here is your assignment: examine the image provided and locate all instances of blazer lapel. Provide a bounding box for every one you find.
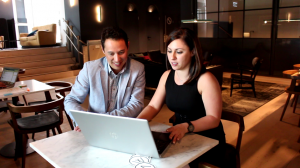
[99,58,109,112]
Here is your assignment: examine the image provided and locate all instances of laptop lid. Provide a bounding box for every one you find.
[0,67,20,85]
[70,110,166,158]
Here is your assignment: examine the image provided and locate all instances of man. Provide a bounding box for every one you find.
[64,27,145,131]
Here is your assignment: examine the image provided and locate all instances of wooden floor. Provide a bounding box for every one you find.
[0,74,300,168]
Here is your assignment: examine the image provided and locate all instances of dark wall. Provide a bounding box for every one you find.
[79,0,117,42]
[0,0,14,20]
[64,0,81,37]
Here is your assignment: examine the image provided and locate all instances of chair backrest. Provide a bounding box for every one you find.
[7,94,64,132]
[221,111,245,152]
[250,57,263,79]
[45,81,73,97]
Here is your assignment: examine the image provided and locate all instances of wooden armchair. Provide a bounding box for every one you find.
[7,93,64,168]
[169,111,245,168]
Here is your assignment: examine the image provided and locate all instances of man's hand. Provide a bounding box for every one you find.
[74,126,81,132]
[166,123,188,144]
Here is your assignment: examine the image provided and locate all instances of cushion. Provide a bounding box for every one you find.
[134,53,144,57]
[144,55,151,60]
[27,30,38,37]
[16,111,59,129]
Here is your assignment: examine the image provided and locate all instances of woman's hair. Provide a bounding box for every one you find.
[166,28,204,84]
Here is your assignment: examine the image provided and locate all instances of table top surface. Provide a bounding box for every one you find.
[30,122,219,168]
[283,70,300,79]
[0,79,55,99]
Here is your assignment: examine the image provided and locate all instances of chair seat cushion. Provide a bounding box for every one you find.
[231,74,253,82]
[16,111,59,129]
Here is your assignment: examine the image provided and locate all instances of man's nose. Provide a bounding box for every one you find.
[114,54,121,62]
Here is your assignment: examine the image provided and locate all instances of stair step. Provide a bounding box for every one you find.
[0,46,68,57]
[0,57,76,69]
[18,64,77,76]
[0,52,72,64]
[20,70,80,82]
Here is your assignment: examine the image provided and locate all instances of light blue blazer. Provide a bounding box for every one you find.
[64,57,145,121]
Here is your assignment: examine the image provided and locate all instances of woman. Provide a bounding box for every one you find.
[137,28,225,167]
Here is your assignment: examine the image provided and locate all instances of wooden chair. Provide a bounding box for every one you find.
[27,81,74,130]
[280,86,300,127]
[230,57,263,98]
[169,111,245,168]
[7,93,64,168]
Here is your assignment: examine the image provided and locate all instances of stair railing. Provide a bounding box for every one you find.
[62,18,86,69]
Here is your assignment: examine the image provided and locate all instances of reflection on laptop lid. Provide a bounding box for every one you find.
[70,110,172,158]
[0,67,20,89]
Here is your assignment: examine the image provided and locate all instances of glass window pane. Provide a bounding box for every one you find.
[219,11,243,38]
[197,13,218,38]
[197,0,218,13]
[220,0,244,12]
[244,10,272,38]
[245,0,273,9]
[279,0,300,7]
[18,26,28,34]
[277,7,300,38]
[16,0,27,23]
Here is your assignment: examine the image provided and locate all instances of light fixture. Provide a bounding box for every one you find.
[70,0,75,7]
[243,32,250,38]
[148,5,157,13]
[128,3,135,12]
[181,19,213,23]
[96,5,101,22]
[264,18,300,23]
[2,0,9,2]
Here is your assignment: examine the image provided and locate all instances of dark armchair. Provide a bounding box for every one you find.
[230,57,263,97]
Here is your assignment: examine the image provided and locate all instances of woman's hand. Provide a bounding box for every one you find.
[166,123,189,144]
[74,126,81,132]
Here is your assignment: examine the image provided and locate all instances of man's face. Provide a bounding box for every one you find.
[102,39,129,74]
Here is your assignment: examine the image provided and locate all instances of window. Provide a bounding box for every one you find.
[277,7,300,38]
[245,0,273,10]
[219,11,243,38]
[219,0,243,12]
[244,10,272,38]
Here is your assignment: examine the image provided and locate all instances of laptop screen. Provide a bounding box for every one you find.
[0,67,19,84]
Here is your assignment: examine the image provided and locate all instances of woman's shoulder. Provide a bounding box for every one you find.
[161,69,172,81]
[197,71,219,88]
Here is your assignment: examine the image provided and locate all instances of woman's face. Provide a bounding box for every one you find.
[167,39,193,71]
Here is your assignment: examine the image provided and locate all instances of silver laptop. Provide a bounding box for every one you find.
[70,110,172,158]
[0,67,20,89]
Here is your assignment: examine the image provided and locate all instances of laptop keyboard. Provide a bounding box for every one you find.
[151,131,171,154]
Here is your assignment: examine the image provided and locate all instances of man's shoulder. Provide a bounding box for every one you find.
[84,58,106,69]
[129,57,144,70]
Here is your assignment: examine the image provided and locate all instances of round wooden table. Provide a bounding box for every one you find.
[281,69,300,127]
[293,64,300,70]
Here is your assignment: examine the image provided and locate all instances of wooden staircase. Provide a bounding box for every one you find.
[0,46,80,81]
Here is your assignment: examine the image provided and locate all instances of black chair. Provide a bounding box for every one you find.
[230,57,263,97]
[27,81,74,131]
[169,111,245,168]
[7,93,65,168]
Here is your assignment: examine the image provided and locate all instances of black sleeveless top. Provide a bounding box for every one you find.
[165,70,225,143]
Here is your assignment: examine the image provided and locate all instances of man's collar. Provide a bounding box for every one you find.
[107,61,127,75]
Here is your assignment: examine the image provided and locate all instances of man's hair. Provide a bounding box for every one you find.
[166,28,204,84]
[101,27,129,50]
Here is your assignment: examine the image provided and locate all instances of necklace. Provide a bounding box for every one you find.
[175,71,188,84]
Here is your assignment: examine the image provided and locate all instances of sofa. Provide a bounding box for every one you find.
[19,24,56,47]
[129,50,167,88]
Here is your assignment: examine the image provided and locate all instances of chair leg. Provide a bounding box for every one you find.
[32,133,35,140]
[56,126,63,134]
[46,130,50,137]
[52,128,56,135]
[230,80,233,97]
[66,113,74,130]
[14,131,22,161]
[280,93,292,121]
[21,134,28,168]
[252,83,256,98]
[291,94,295,107]
[293,94,299,114]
